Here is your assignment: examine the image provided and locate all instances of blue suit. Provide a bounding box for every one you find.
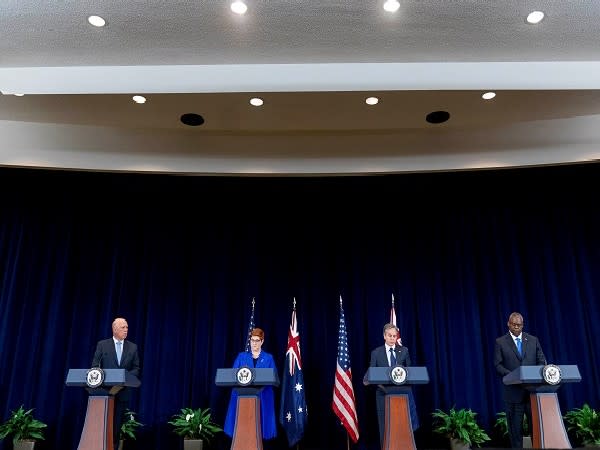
[92,338,141,449]
[224,351,277,440]
[494,332,546,448]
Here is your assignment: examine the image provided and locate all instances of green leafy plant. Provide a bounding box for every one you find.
[563,403,600,446]
[120,409,143,440]
[432,407,491,447]
[495,411,529,437]
[0,405,47,444]
[168,407,223,442]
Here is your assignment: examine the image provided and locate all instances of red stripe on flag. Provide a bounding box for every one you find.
[332,363,359,443]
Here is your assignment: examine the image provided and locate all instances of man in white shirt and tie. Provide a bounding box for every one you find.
[92,317,141,450]
[494,312,546,448]
[368,323,413,446]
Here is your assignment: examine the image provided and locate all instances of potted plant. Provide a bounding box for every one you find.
[168,407,223,450]
[0,405,47,450]
[494,411,531,448]
[118,409,144,450]
[564,403,600,447]
[432,407,491,450]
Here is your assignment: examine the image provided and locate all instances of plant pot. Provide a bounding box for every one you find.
[450,438,470,450]
[522,435,532,448]
[183,439,203,450]
[118,439,124,450]
[14,441,35,450]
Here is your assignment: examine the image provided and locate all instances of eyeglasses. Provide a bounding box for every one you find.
[509,322,523,328]
[250,338,262,343]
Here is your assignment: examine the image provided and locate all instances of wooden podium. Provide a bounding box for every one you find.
[503,365,581,448]
[364,366,429,450]
[66,368,140,450]
[215,368,279,450]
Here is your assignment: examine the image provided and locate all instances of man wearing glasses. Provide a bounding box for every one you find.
[494,312,546,448]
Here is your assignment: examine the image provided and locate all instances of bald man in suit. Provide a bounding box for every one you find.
[92,317,141,450]
[494,312,546,448]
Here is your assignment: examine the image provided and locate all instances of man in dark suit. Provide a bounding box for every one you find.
[494,312,546,448]
[92,317,141,450]
[369,323,413,446]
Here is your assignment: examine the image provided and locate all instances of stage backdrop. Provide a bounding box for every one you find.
[0,164,599,450]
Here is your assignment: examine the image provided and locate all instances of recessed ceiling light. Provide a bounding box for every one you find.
[132,95,146,104]
[383,0,400,13]
[87,15,106,27]
[365,96,379,106]
[249,97,263,107]
[13,93,25,97]
[526,11,545,24]
[482,92,496,100]
[231,1,248,15]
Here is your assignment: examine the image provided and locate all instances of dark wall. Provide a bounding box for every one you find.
[0,164,599,449]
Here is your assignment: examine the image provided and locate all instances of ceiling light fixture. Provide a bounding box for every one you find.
[365,96,379,105]
[249,97,263,106]
[87,15,107,27]
[426,110,450,124]
[481,92,496,100]
[231,1,248,15]
[383,0,400,13]
[13,93,25,97]
[180,113,205,127]
[526,11,545,24]
[132,95,147,104]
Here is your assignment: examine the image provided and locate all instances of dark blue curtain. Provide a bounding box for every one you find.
[0,165,599,450]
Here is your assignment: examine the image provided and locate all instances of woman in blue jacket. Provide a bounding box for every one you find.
[224,327,277,440]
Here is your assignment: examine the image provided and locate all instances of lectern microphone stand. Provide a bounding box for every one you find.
[364,366,429,450]
[215,367,279,450]
[503,364,581,449]
[66,368,140,450]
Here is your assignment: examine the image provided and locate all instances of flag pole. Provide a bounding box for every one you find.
[347,434,350,450]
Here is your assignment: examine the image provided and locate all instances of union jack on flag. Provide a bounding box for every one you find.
[279,300,307,446]
[332,296,359,443]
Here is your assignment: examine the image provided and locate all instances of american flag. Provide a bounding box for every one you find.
[279,300,308,446]
[245,297,256,351]
[332,296,359,443]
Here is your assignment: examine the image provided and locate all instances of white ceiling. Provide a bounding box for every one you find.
[1,0,600,175]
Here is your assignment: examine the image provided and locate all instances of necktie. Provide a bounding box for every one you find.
[116,341,123,365]
[389,347,397,366]
[516,337,522,356]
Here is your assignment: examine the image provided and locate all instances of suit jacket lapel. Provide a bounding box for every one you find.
[507,334,521,360]
[521,333,529,360]
[120,341,129,367]
[108,340,119,366]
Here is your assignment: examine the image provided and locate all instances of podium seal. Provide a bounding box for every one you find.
[389,366,408,385]
[235,366,255,386]
[86,367,105,388]
[542,364,562,385]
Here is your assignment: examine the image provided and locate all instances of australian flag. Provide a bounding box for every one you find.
[279,302,308,446]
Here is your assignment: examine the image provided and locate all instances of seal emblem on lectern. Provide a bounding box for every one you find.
[86,367,105,388]
[235,366,255,386]
[389,366,408,385]
[542,364,562,385]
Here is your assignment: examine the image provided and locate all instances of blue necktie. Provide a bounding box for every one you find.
[516,337,522,356]
[389,347,397,366]
[116,341,123,365]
